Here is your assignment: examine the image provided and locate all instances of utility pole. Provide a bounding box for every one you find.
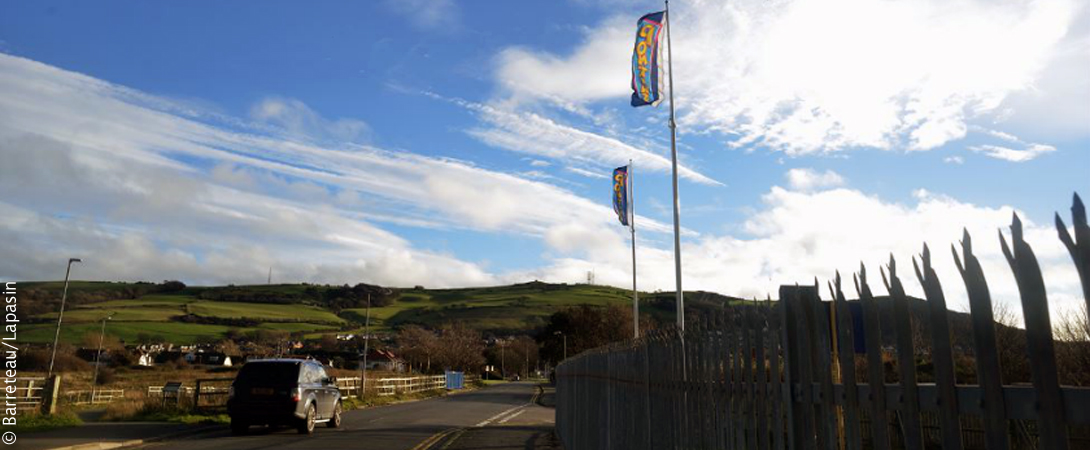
[360,293,371,396]
[48,258,82,379]
[92,313,114,399]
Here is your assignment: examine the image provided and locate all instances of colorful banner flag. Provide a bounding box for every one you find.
[613,166,630,226]
[630,11,665,107]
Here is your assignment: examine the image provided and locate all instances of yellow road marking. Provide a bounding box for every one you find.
[410,428,458,450]
[415,385,542,450]
[438,428,467,450]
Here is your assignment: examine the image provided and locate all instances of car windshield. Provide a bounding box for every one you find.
[235,362,300,385]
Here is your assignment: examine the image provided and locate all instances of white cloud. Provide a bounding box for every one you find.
[494,0,1083,153]
[518,185,1083,322]
[785,168,845,192]
[495,17,632,104]
[0,53,686,285]
[427,93,721,185]
[250,96,371,144]
[969,143,1057,162]
[565,166,609,180]
[944,156,965,165]
[530,159,551,167]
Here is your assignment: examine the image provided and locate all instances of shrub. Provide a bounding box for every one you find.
[21,348,90,373]
[95,368,115,385]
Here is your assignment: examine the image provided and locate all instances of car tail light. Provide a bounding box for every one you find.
[291,387,301,402]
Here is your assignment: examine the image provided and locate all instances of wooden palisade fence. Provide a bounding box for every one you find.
[556,193,1090,450]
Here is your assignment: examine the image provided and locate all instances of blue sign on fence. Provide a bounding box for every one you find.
[445,371,464,390]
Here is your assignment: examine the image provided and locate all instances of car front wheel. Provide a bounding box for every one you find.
[298,404,316,435]
[328,402,342,428]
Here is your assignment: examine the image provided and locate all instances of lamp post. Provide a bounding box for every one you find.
[360,293,371,396]
[553,331,567,361]
[48,258,82,379]
[92,313,115,399]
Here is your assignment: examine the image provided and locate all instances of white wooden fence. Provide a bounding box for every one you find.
[11,378,45,413]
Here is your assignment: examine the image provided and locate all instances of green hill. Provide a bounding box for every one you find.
[18,280,742,345]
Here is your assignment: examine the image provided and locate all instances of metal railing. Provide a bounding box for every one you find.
[63,389,125,405]
[557,193,1090,450]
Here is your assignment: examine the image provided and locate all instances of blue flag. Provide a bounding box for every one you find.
[631,11,665,107]
[613,166,630,226]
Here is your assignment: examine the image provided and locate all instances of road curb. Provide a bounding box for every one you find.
[41,424,224,450]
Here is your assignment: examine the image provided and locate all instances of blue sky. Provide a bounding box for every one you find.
[1,0,1087,315]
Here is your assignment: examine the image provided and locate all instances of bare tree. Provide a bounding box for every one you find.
[434,323,485,372]
[1054,306,1090,386]
[993,301,1030,384]
[397,325,439,373]
[217,339,241,356]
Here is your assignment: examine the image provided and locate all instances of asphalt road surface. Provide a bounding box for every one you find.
[139,382,559,450]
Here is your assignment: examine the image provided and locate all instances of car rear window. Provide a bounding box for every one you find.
[236,362,300,385]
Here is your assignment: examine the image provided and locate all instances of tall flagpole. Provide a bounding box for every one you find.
[629,159,639,339]
[665,0,684,331]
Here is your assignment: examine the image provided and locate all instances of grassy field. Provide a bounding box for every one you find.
[340,283,636,333]
[37,305,185,322]
[25,281,738,344]
[186,300,345,324]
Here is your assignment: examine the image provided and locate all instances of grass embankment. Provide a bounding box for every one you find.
[8,411,83,433]
[102,402,229,425]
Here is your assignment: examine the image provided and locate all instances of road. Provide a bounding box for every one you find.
[140,382,559,450]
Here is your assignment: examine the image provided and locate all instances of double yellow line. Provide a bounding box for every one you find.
[410,427,461,450]
[412,386,542,450]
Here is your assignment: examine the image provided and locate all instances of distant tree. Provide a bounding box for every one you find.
[109,350,136,368]
[1054,306,1090,386]
[160,280,186,292]
[81,332,123,351]
[491,335,539,378]
[539,304,635,363]
[320,334,340,351]
[217,339,242,356]
[434,323,485,372]
[397,325,439,373]
[993,302,1031,384]
[22,346,89,372]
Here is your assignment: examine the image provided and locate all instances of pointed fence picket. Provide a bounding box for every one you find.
[556,193,1090,450]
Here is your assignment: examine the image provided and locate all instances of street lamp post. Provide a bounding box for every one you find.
[92,313,115,400]
[360,294,371,396]
[553,331,567,361]
[48,258,82,379]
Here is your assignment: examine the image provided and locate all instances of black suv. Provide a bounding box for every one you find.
[227,359,343,435]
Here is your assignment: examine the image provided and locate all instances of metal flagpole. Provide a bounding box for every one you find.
[629,159,639,339]
[664,0,684,330]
